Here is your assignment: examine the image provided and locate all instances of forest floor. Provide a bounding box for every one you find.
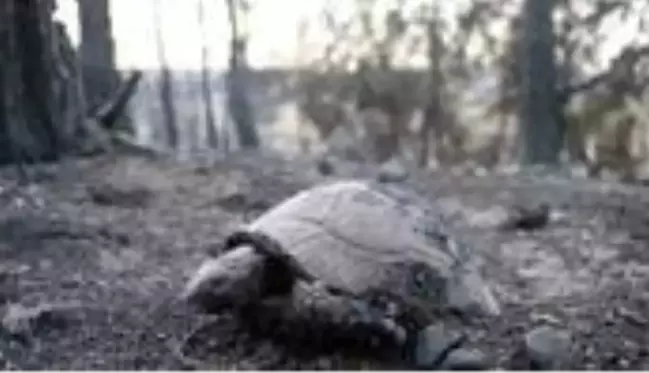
[0,151,647,370]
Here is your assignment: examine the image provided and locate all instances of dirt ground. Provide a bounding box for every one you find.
[0,151,647,370]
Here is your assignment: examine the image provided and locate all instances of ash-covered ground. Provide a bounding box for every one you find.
[0,152,647,370]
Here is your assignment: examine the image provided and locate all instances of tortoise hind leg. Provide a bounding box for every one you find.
[252,280,408,356]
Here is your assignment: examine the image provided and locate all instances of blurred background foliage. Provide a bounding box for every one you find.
[3,0,649,182]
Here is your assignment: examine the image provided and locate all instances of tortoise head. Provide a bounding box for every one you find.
[405,261,501,322]
[180,245,268,313]
[444,266,501,317]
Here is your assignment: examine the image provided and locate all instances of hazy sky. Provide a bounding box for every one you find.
[54,0,641,71]
[55,0,328,69]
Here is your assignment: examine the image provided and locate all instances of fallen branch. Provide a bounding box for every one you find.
[92,70,143,130]
[75,126,170,158]
[111,131,171,157]
[559,44,649,103]
[558,72,610,104]
[75,70,159,157]
[79,117,114,154]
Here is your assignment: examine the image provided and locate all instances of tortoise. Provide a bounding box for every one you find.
[181,179,501,368]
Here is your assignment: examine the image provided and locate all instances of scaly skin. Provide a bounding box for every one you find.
[181,230,471,368]
[181,245,268,312]
[181,231,410,357]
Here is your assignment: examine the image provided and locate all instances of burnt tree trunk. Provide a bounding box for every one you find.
[197,0,218,149]
[0,0,28,177]
[225,0,259,149]
[77,0,120,118]
[0,0,69,168]
[519,0,563,165]
[53,19,87,146]
[420,4,445,167]
[153,0,179,149]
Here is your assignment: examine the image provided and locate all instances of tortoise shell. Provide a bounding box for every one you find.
[235,180,500,322]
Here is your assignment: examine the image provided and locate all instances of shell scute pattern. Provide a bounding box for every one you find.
[248,181,466,315]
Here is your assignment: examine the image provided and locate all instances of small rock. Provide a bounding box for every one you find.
[1,302,80,336]
[615,305,647,326]
[525,325,572,370]
[87,184,153,208]
[414,323,468,369]
[530,313,562,326]
[441,348,489,370]
[500,203,550,231]
[216,192,271,215]
[193,165,211,175]
[316,157,335,176]
[0,266,22,304]
[377,158,409,183]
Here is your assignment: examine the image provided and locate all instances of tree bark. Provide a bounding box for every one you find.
[153,0,179,149]
[420,7,443,168]
[77,0,119,115]
[0,0,28,178]
[0,0,70,166]
[225,0,259,149]
[519,0,564,165]
[197,0,218,149]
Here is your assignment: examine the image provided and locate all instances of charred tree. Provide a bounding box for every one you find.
[197,0,218,149]
[1,0,142,170]
[153,0,179,149]
[519,0,563,165]
[0,0,28,178]
[420,4,444,167]
[225,0,259,149]
[77,0,120,119]
[52,18,88,147]
[0,0,70,168]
